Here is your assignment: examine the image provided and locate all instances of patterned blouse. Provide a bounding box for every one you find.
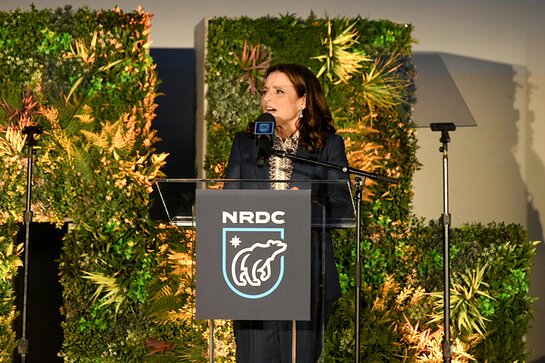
[269,131,299,190]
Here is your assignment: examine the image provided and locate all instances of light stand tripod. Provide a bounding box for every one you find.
[18,125,43,363]
[430,122,456,363]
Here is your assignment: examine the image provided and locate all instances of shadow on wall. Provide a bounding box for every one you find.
[415,53,527,224]
[524,67,545,363]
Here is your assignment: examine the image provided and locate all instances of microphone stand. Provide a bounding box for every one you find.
[353,176,364,363]
[430,122,456,363]
[274,150,399,185]
[273,150,398,362]
[18,125,43,363]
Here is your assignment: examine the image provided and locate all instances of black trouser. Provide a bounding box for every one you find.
[233,300,333,363]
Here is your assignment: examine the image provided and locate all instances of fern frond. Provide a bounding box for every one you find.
[72,146,95,184]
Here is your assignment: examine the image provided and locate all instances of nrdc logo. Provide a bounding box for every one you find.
[222,211,287,299]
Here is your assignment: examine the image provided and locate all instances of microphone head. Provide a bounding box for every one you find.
[256,112,276,123]
[254,113,275,136]
[254,113,275,168]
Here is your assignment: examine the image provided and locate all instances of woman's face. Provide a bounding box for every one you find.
[261,71,306,131]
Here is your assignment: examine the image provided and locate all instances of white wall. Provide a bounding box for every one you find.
[3,0,545,360]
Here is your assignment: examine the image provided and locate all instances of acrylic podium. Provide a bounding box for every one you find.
[154,178,355,362]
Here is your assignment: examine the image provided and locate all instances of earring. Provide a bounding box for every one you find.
[299,107,304,119]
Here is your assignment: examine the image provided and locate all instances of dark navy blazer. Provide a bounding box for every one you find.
[224,131,354,300]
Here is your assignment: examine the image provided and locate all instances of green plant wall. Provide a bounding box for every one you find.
[0,8,538,362]
[0,5,170,361]
[199,14,538,362]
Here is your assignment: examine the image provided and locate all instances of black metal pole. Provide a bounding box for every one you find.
[354,177,364,363]
[430,122,455,363]
[271,149,398,362]
[18,125,43,363]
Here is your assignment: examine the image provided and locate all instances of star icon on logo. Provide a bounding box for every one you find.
[230,235,242,248]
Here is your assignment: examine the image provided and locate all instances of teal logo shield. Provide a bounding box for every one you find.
[222,227,286,299]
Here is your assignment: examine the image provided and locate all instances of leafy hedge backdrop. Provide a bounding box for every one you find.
[200,15,538,363]
[0,7,538,363]
[0,5,184,362]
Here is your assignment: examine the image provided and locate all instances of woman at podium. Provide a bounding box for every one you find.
[225,63,352,362]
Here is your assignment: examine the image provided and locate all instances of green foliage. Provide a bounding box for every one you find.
[60,307,152,362]
[202,14,537,362]
[143,226,211,362]
[59,221,165,362]
[204,15,416,192]
[0,9,537,363]
[327,220,537,361]
[0,5,167,361]
[430,264,493,339]
[0,223,21,361]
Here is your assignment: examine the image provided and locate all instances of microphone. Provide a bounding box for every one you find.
[254,113,275,168]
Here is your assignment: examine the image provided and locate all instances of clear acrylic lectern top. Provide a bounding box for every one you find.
[154,178,355,229]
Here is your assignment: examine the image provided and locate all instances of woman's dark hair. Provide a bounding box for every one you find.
[264,63,336,153]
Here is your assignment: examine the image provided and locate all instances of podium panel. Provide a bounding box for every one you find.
[154,178,355,320]
[196,189,311,320]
